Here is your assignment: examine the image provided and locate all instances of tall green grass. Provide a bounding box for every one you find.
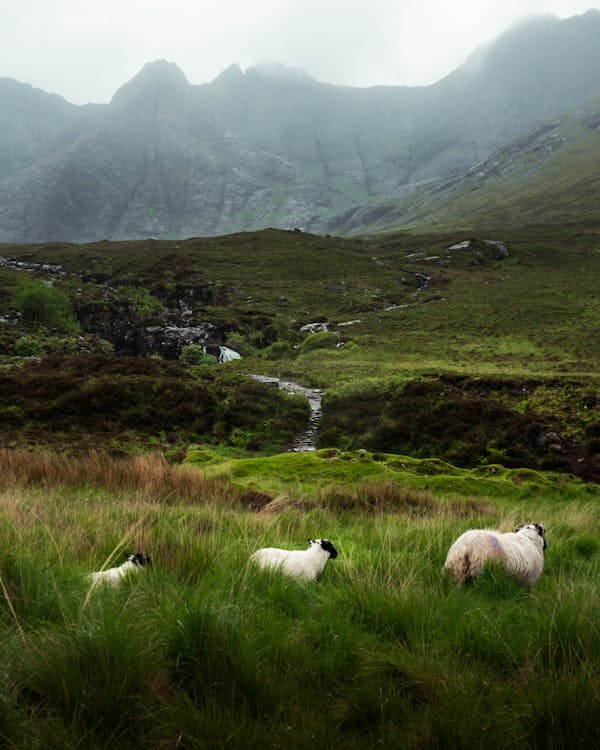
[0,452,598,748]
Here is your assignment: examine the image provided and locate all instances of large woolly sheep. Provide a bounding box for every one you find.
[250,538,338,582]
[444,524,547,586]
[88,552,151,588]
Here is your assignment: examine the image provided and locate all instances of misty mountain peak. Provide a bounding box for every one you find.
[209,62,316,91]
[211,64,245,87]
[246,63,315,84]
[110,60,188,106]
[451,9,600,90]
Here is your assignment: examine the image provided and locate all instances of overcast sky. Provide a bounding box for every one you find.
[1,0,598,104]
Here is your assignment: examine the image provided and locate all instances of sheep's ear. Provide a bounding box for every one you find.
[308,538,316,544]
[534,524,547,550]
[514,524,525,533]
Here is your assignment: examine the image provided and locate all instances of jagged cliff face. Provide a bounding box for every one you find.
[1,10,600,242]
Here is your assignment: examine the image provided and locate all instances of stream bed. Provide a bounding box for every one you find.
[247,374,322,452]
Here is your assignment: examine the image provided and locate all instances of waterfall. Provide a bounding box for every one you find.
[218,346,242,363]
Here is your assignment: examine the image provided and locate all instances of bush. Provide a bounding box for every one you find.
[12,277,79,333]
[0,354,309,453]
[179,344,217,365]
[260,341,295,360]
[13,336,43,357]
[319,375,573,473]
[299,331,339,355]
[116,286,165,318]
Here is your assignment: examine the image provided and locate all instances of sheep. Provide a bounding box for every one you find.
[444,523,547,586]
[88,552,151,588]
[250,538,338,582]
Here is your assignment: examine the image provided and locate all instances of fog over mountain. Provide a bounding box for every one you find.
[1,10,599,242]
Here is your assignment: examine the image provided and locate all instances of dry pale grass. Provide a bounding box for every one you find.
[321,480,495,517]
[0,448,237,505]
[255,480,495,518]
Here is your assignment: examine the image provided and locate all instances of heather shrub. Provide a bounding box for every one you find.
[298,331,339,355]
[12,277,79,333]
[13,336,43,357]
[179,344,217,365]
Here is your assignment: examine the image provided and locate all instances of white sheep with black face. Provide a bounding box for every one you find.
[250,538,338,582]
[88,552,151,588]
[444,524,547,586]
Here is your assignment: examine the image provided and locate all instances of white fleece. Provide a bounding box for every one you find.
[88,554,150,588]
[250,538,337,582]
[444,524,546,586]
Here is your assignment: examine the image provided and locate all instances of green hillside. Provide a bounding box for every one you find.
[330,94,600,235]
[1,221,599,478]
[3,223,600,376]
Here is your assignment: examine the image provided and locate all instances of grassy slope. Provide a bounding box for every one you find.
[187,446,587,501]
[3,223,600,379]
[1,223,600,473]
[418,130,600,232]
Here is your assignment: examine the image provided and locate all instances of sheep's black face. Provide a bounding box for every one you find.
[126,552,152,567]
[320,539,338,559]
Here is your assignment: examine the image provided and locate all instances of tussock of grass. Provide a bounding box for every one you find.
[257,480,496,519]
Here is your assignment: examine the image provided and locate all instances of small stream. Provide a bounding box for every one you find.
[247,374,322,452]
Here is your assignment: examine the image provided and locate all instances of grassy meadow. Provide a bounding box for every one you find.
[0,450,598,749]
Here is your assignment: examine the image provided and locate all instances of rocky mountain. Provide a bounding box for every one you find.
[0,78,102,181]
[1,10,600,242]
